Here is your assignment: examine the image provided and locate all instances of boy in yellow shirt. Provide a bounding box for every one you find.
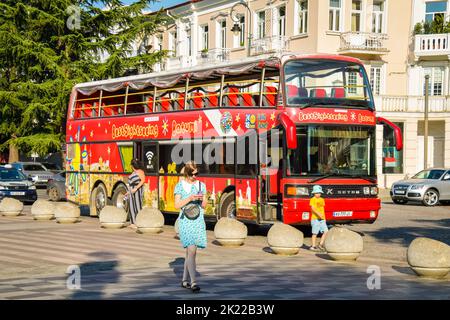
[309,185,328,252]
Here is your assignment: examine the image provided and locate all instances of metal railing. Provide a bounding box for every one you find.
[197,48,230,64]
[339,32,388,52]
[251,35,289,55]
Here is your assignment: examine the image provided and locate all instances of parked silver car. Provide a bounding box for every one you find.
[10,162,54,187]
[390,168,450,206]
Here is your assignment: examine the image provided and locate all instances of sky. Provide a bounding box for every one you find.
[97,0,187,12]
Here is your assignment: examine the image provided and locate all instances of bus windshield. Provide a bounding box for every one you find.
[287,125,376,177]
[284,59,374,109]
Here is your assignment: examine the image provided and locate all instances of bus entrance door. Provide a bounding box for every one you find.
[259,129,283,222]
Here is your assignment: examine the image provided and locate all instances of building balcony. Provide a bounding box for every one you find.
[375,95,450,113]
[164,55,196,71]
[338,32,389,55]
[250,36,289,56]
[197,48,230,65]
[414,33,450,59]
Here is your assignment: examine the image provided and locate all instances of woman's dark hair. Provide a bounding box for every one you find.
[131,159,145,170]
[183,161,198,178]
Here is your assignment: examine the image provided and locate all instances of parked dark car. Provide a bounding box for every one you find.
[11,162,53,187]
[0,166,37,204]
[47,171,66,201]
[42,162,63,174]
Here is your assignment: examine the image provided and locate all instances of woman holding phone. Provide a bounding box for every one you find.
[174,161,207,293]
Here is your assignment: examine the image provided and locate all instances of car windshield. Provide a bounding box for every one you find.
[0,169,27,181]
[412,169,445,180]
[284,59,374,109]
[23,164,47,171]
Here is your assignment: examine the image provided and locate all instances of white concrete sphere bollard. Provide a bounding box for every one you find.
[324,227,364,261]
[407,237,450,278]
[54,202,80,224]
[0,198,24,216]
[99,205,128,229]
[214,217,248,247]
[31,200,55,220]
[136,207,165,234]
[267,223,304,255]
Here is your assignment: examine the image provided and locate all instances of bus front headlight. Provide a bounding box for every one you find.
[370,187,378,195]
[286,186,309,196]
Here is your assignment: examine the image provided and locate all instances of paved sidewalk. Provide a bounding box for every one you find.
[0,206,449,300]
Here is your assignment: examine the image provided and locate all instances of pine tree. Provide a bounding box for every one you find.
[0,0,172,158]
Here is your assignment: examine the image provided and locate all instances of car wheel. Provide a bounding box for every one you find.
[89,184,108,216]
[219,191,236,219]
[48,186,61,202]
[392,199,408,205]
[112,184,129,213]
[422,189,440,207]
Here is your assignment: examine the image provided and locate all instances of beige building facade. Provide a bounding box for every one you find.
[144,0,450,188]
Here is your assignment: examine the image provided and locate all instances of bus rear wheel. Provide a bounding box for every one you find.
[112,184,129,213]
[90,184,108,216]
[219,191,236,219]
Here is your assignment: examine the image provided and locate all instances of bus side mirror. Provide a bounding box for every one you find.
[376,117,403,151]
[279,113,297,150]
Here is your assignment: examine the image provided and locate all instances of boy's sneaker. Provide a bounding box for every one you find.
[318,244,326,252]
[309,246,320,252]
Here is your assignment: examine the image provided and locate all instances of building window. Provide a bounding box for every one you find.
[348,72,357,94]
[370,66,382,95]
[233,16,246,48]
[200,25,209,50]
[219,20,226,48]
[186,28,192,56]
[156,34,163,52]
[329,0,341,31]
[425,1,447,22]
[257,11,266,39]
[169,31,177,56]
[278,6,286,37]
[424,67,445,96]
[372,0,385,33]
[382,122,404,174]
[351,0,362,32]
[298,0,308,34]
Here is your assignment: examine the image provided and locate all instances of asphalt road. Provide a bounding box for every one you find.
[0,188,447,299]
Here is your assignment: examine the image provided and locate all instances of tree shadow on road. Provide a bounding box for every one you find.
[364,225,450,246]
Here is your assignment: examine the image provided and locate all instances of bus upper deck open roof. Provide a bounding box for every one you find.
[74,53,363,96]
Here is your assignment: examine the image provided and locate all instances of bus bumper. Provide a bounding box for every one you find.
[282,198,381,225]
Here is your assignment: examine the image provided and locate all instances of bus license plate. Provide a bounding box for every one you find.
[10,192,25,196]
[333,211,353,217]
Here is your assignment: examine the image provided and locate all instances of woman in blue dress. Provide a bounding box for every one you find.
[174,161,207,293]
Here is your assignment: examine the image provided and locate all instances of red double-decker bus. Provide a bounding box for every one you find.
[65,53,402,225]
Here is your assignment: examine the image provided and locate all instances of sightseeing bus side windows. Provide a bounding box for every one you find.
[236,132,258,176]
[200,140,235,175]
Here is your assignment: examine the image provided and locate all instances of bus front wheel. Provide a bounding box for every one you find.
[112,184,129,213]
[90,184,108,216]
[219,191,236,219]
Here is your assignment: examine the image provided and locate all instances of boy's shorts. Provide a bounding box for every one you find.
[311,219,328,235]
